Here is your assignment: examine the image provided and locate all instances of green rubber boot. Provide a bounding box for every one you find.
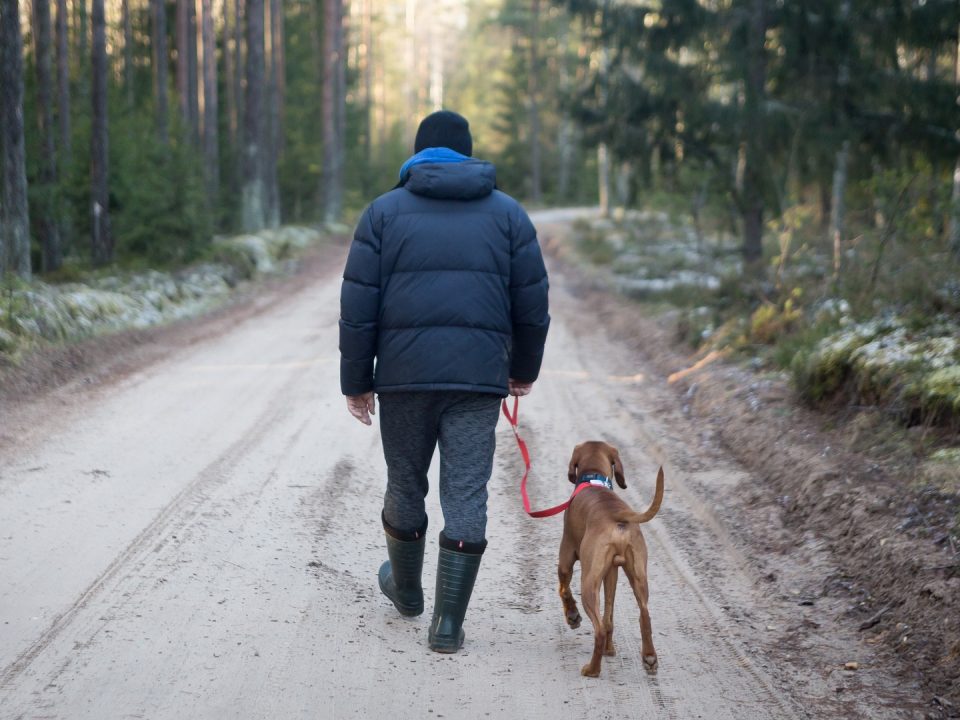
[428,534,485,653]
[378,532,426,617]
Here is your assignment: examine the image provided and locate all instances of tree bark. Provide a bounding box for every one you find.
[176,0,198,142]
[950,24,960,255]
[241,0,266,231]
[56,0,71,166]
[527,0,542,202]
[597,143,610,217]
[264,0,281,227]
[33,0,63,271]
[152,0,169,144]
[187,0,199,144]
[0,0,32,278]
[740,0,768,271]
[224,0,236,148]
[122,0,134,106]
[91,0,112,264]
[829,140,850,279]
[177,0,189,131]
[233,0,244,154]
[201,0,219,210]
[321,0,344,223]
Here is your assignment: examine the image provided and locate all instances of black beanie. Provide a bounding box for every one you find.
[414,111,473,157]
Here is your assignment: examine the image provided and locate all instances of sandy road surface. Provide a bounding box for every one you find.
[0,211,914,719]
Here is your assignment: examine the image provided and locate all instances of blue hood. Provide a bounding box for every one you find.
[399,148,497,201]
[399,147,472,180]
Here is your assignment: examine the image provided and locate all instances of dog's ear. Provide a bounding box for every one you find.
[568,445,581,485]
[611,447,626,488]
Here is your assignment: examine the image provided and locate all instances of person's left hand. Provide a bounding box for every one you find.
[508,379,533,397]
[346,392,376,425]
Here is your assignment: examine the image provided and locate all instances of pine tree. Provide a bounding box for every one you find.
[91,0,112,264]
[1,0,32,278]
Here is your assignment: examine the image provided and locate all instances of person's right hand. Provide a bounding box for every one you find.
[346,392,376,425]
[508,379,533,397]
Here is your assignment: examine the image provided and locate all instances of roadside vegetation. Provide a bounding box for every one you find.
[570,191,960,495]
[0,225,332,363]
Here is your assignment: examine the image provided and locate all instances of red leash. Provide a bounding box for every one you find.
[501,397,593,518]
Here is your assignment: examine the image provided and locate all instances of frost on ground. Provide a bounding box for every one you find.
[0,225,328,360]
[794,317,960,427]
[574,211,960,430]
[573,210,740,298]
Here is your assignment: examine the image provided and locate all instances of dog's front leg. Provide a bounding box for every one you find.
[557,540,581,629]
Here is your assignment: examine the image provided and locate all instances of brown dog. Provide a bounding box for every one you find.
[558,441,664,677]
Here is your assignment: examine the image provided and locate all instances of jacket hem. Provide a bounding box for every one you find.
[375,382,508,397]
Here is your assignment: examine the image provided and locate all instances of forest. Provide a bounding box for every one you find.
[0,0,957,273]
[1,0,959,422]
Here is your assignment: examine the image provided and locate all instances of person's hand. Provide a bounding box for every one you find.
[346,392,376,425]
[508,379,533,397]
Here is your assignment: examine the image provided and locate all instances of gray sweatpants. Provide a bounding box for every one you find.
[378,391,501,544]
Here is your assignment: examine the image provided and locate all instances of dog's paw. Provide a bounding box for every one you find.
[603,641,616,657]
[642,654,658,674]
[580,663,600,678]
[565,611,581,629]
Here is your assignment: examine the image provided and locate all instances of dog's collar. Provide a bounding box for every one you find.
[577,473,613,490]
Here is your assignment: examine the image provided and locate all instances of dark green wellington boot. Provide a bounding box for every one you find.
[378,515,427,617]
[428,533,486,653]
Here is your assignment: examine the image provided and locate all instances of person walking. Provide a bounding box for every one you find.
[339,110,550,653]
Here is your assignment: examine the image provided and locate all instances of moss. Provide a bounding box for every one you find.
[920,366,960,423]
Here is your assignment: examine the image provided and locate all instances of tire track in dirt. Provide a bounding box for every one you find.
[0,361,314,691]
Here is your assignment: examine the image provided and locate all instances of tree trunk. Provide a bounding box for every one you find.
[740,0,768,272]
[122,0,134,106]
[33,0,63,271]
[0,0,32,278]
[55,0,72,252]
[77,0,88,80]
[201,0,219,211]
[597,143,610,217]
[187,0,199,144]
[241,0,266,231]
[264,0,281,227]
[176,0,198,142]
[361,0,372,187]
[177,0,189,132]
[56,0,71,166]
[224,0,236,148]
[321,0,343,223]
[152,0,169,144]
[91,0,112,264]
[829,140,850,280]
[527,0,542,202]
[233,0,244,154]
[950,24,960,255]
[335,0,345,206]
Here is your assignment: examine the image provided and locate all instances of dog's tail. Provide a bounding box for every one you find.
[614,466,664,524]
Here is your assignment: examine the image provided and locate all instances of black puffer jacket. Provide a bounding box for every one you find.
[339,160,550,396]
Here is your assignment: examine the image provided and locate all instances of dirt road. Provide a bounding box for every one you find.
[0,211,923,719]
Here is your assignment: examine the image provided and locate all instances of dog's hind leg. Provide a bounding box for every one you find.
[579,561,607,677]
[602,567,618,656]
[557,537,581,629]
[626,565,658,674]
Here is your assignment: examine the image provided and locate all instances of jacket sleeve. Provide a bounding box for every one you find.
[339,205,382,395]
[509,205,550,383]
